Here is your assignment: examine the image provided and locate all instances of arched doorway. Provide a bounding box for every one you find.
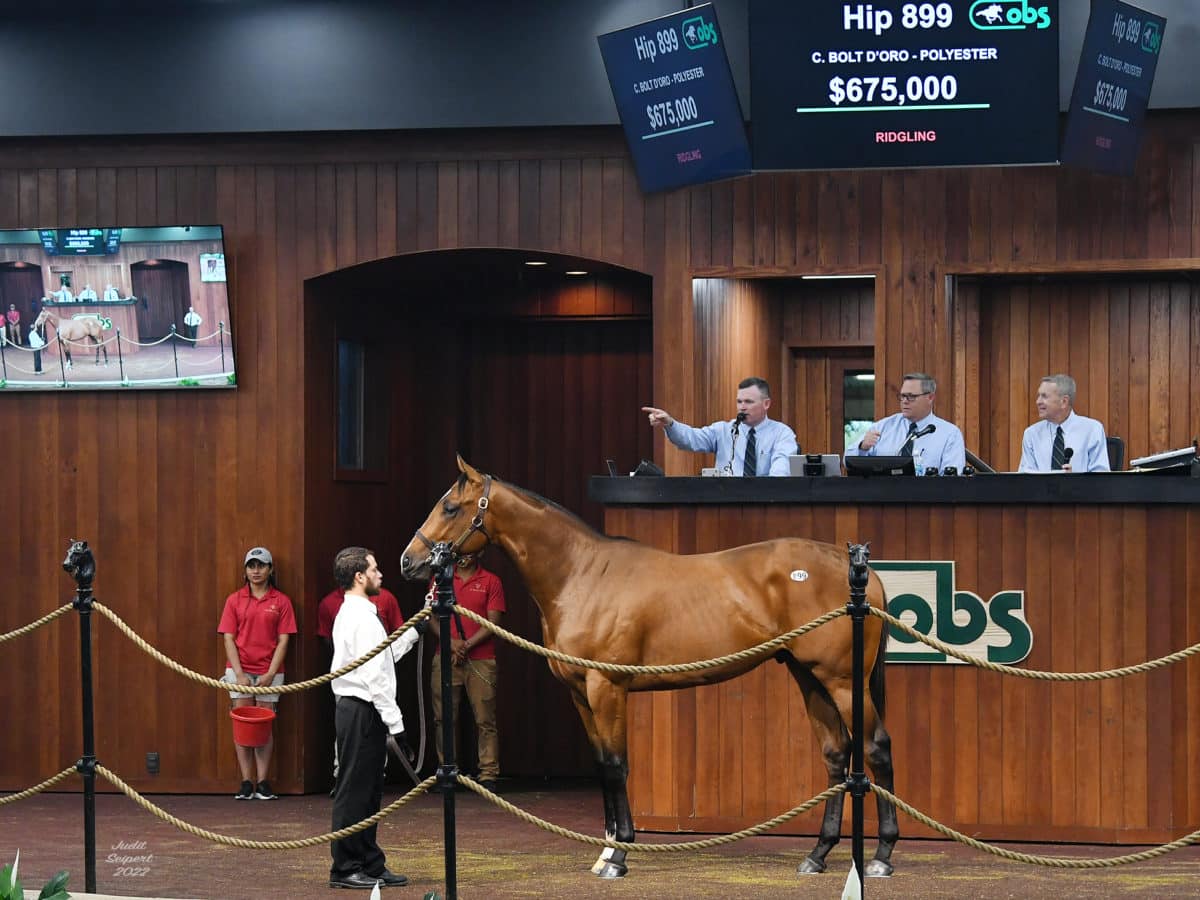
[131,259,190,341]
[0,263,45,344]
[303,248,653,788]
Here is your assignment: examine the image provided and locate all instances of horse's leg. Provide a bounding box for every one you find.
[783,657,849,875]
[582,676,633,878]
[823,679,898,877]
[864,718,898,876]
[566,691,620,872]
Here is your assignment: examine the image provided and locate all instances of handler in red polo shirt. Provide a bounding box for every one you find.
[428,550,506,792]
[218,546,297,800]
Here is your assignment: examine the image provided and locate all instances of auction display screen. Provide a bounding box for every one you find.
[1061,0,1165,176]
[598,4,750,193]
[750,1,1059,170]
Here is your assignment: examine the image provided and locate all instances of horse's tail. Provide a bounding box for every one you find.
[869,586,888,720]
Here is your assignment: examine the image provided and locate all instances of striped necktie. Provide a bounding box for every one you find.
[900,421,918,457]
[743,427,757,477]
[1051,425,1066,470]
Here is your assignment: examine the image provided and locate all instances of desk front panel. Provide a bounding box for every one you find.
[595,482,1200,843]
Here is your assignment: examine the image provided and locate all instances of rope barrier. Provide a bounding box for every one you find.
[92,602,430,694]
[871,607,1200,680]
[96,766,435,849]
[871,785,1200,868]
[174,327,227,343]
[452,605,849,675]
[117,334,175,348]
[455,775,847,852]
[0,603,73,644]
[0,767,76,805]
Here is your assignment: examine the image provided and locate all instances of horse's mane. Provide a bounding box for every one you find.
[462,471,632,543]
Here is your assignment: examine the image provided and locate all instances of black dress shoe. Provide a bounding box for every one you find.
[374,868,408,886]
[328,871,381,889]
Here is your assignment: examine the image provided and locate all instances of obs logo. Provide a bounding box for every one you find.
[871,560,1033,665]
[970,1,1052,31]
[681,14,718,50]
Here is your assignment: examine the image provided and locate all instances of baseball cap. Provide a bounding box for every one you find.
[244,547,273,566]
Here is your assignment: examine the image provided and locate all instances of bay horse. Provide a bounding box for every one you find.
[400,457,898,879]
[33,309,109,367]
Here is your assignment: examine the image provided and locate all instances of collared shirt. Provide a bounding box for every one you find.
[184,310,202,326]
[665,415,799,476]
[845,411,966,472]
[1018,411,1109,473]
[330,592,418,734]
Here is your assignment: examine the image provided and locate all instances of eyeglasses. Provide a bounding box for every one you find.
[897,392,931,402]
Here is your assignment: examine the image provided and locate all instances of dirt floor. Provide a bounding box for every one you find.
[4,780,1200,900]
[0,342,233,390]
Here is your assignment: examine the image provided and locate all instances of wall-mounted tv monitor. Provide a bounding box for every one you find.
[845,455,915,477]
[0,225,235,391]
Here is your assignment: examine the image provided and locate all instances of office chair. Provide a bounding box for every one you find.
[1106,435,1125,471]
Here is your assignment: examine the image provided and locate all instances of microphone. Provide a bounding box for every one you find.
[900,423,936,454]
[732,410,747,436]
[1063,447,1075,468]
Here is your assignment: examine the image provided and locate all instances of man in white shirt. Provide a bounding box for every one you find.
[103,284,120,301]
[1018,374,1110,472]
[183,306,203,344]
[328,546,418,890]
[77,284,98,301]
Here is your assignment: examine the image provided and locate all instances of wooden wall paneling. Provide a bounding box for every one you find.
[1072,506,1101,828]
[1044,505,1073,830]
[950,505,981,826]
[1126,282,1150,461]
[558,159,580,257]
[925,503,957,824]
[599,159,622,263]
[1148,279,1172,451]
[1119,507,1149,831]
[731,177,753,269]
[1167,281,1191,447]
[772,174,795,269]
[538,159,559,255]
[1096,510,1125,833]
[753,174,775,268]
[1149,509,1181,830]
[793,173,819,269]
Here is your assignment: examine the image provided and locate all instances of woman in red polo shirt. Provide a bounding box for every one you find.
[218,546,297,800]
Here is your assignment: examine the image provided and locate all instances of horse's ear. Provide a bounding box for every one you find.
[456,454,483,484]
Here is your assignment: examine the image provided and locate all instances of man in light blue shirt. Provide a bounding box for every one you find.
[845,372,965,472]
[642,376,799,476]
[1018,374,1109,473]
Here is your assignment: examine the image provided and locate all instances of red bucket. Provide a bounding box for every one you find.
[230,706,276,747]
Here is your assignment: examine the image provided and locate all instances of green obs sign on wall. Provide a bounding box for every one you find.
[870,561,1033,665]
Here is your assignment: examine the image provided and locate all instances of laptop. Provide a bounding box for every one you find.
[788,454,844,477]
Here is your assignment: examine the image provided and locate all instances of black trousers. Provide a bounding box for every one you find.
[330,696,388,878]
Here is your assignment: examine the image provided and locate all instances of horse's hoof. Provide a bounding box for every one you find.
[797,857,826,875]
[865,859,894,878]
[590,860,627,879]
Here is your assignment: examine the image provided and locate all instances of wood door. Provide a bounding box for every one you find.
[789,349,874,456]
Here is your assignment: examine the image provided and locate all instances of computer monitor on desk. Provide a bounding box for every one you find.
[787,454,843,477]
[844,455,915,477]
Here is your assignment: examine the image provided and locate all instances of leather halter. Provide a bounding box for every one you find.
[413,474,494,558]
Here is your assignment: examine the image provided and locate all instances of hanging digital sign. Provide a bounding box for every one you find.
[598,4,750,193]
[750,0,1060,170]
[1061,0,1166,176]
